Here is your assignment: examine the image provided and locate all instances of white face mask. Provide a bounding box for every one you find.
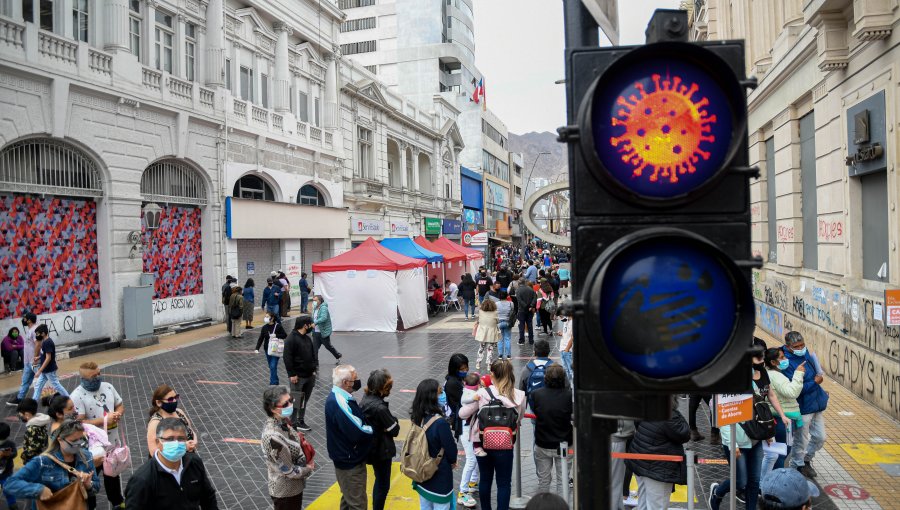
[264,317,271,324]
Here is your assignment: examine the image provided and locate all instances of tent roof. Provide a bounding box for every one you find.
[431,237,483,261]
[414,236,466,263]
[379,238,443,263]
[312,237,426,272]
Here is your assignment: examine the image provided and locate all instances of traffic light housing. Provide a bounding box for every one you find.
[564,40,759,410]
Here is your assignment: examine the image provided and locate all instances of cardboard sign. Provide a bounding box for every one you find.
[714,394,754,427]
[886,289,900,327]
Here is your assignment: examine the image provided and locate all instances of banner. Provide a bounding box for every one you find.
[887,289,900,326]
[390,220,411,236]
[424,217,442,235]
[442,219,462,235]
[714,394,754,427]
[462,231,488,246]
[351,217,384,235]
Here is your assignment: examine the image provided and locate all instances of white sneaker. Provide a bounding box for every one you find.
[624,491,638,507]
[457,493,477,508]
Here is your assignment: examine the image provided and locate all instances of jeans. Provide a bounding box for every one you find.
[0,473,15,507]
[463,298,476,318]
[418,498,452,510]
[533,445,571,495]
[477,449,514,510]
[16,361,36,399]
[314,332,342,360]
[334,463,367,510]
[266,303,280,317]
[611,439,627,510]
[712,441,762,510]
[636,476,672,510]
[266,355,280,385]
[791,411,826,468]
[498,327,511,358]
[517,309,534,344]
[763,419,795,477]
[300,293,309,314]
[459,424,479,493]
[371,458,392,510]
[289,375,315,424]
[32,370,68,400]
[560,351,573,382]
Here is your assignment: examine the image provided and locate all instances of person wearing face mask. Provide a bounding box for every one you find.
[31,324,69,400]
[4,419,100,507]
[312,295,342,364]
[8,313,38,406]
[781,331,829,478]
[1,326,24,373]
[70,361,126,508]
[325,364,373,510]
[261,386,315,509]
[763,347,806,477]
[282,316,318,432]
[360,369,400,510]
[146,385,198,458]
[16,397,52,464]
[125,418,219,509]
[256,311,288,385]
[444,353,469,440]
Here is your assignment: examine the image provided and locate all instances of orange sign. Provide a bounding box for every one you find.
[715,394,754,427]
[886,289,900,327]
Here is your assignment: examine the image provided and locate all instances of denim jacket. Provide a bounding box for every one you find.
[3,449,100,500]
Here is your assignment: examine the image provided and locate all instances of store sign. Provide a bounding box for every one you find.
[714,394,754,427]
[390,221,411,236]
[463,208,483,225]
[442,219,462,235]
[462,231,488,246]
[351,217,384,235]
[886,289,900,327]
[424,217,442,235]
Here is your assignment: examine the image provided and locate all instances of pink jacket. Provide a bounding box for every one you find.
[458,386,526,443]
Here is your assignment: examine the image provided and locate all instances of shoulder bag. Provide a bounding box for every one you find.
[37,454,89,510]
[102,414,132,477]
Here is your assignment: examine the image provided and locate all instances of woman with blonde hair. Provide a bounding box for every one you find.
[472,299,500,371]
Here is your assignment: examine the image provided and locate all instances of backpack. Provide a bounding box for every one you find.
[229,300,243,319]
[477,387,519,450]
[525,360,552,409]
[739,393,777,441]
[400,415,444,483]
[542,296,557,315]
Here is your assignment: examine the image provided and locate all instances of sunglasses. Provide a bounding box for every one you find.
[160,394,179,403]
[274,397,295,408]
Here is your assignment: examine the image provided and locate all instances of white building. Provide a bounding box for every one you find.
[693,0,900,420]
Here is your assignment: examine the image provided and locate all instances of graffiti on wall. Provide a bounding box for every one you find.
[828,339,900,417]
[0,194,101,320]
[756,300,783,338]
[142,206,203,300]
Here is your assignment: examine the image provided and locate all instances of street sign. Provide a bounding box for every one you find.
[714,394,754,427]
[246,262,255,275]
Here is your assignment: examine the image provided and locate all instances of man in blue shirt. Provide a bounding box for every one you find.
[325,364,372,510]
[31,325,68,399]
[782,331,829,478]
[558,266,570,288]
[524,262,538,284]
[265,279,282,317]
[299,273,311,314]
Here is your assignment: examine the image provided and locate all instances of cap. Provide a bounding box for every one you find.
[760,468,819,508]
[230,283,238,289]
[270,271,278,276]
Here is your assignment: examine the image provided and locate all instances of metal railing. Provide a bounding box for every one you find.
[140,159,207,205]
[0,138,103,196]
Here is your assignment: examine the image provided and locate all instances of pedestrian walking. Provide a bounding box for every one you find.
[536,282,556,336]
[687,394,718,442]
[146,385,198,458]
[762,346,805,476]
[759,468,818,510]
[125,418,219,509]
[325,364,373,510]
[228,285,245,338]
[260,386,315,510]
[476,268,493,304]
[626,396,690,510]
[516,279,537,345]
[782,331,828,478]
[472,299,500,372]
[360,369,400,510]
[531,364,573,495]
[70,361,126,509]
[524,261,538,284]
[707,410,763,510]
[495,291,515,360]
[255,311,288,385]
[558,266,570,288]
[519,340,555,410]
[2,326,24,372]
[408,379,458,510]
[312,295,343,364]
[282,316,318,432]
[4,419,100,506]
[459,274,477,320]
[459,359,526,510]
[264,278,283,317]
[299,273,311,314]
[16,398,50,464]
[557,313,573,383]
[242,278,255,329]
[7,312,37,405]
[31,324,69,400]
[222,275,235,333]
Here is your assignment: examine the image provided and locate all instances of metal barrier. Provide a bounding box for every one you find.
[510,412,573,508]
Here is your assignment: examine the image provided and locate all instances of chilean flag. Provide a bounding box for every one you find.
[472,78,484,105]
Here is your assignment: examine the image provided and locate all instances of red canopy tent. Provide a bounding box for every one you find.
[431,237,485,277]
[312,238,424,272]
[414,236,466,289]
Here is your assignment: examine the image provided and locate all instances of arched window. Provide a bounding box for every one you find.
[0,138,103,196]
[233,175,275,201]
[141,159,207,205]
[297,184,326,206]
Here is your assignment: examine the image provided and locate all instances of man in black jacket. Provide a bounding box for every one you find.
[221,275,235,333]
[626,397,690,509]
[476,267,493,303]
[516,279,537,345]
[125,418,218,510]
[531,364,573,495]
[495,265,513,291]
[283,316,318,432]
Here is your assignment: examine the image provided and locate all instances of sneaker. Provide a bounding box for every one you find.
[457,493,477,508]
[518,341,525,345]
[804,459,817,477]
[296,422,312,432]
[623,491,638,507]
[335,358,342,365]
[467,481,479,493]
[474,447,487,457]
[735,490,746,504]
[690,429,705,441]
[6,398,20,407]
[799,464,817,478]
[708,483,721,510]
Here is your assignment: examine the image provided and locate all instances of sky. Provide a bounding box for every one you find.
[472,0,683,135]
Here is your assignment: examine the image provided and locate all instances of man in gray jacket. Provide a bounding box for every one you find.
[516,277,537,345]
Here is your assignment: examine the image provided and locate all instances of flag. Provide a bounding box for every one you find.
[472,78,484,104]
[480,78,486,111]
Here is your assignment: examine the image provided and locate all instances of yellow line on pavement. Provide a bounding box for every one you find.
[839,444,900,465]
[629,479,696,503]
[306,462,421,509]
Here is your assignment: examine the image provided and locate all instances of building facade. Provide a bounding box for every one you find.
[694,0,899,419]
[509,151,524,242]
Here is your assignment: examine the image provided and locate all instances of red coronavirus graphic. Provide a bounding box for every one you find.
[610,74,716,184]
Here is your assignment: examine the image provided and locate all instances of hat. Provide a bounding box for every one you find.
[230,283,238,289]
[480,374,492,387]
[226,275,234,282]
[760,468,819,508]
[271,271,278,276]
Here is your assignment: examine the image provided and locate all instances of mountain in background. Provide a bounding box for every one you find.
[508,131,568,183]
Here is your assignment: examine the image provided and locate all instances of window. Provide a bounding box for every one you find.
[233,175,274,201]
[338,0,375,8]
[860,171,889,280]
[340,40,376,55]
[482,150,509,181]
[261,73,269,108]
[298,185,326,206]
[765,137,777,263]
[799,112,817,269]
[515,186,522,196]
[357,127,372,178]
[185,23,196,81]
[340,17,376,32]
[154,10,174,73]
[225,58,232,91]
[482,119,507,148]
[240,66,253,101]
[24,0,54,31]
[364,65,377,74]
[297,91,309,122]
[72,0,88,42]
[129,14,141,60]
[314,97,320,126]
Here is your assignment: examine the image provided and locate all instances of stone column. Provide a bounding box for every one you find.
[323,49,339,129]
[273,22,292,113]
[399,142,408,189]
[412,147,420,192]
[175,14,186,78]
[204,0,224,87]
[104,0,130,52]
[143,1,156,68]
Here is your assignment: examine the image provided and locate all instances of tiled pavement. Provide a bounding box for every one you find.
[0,312,895,509]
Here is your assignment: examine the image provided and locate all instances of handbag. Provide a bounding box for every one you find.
[102,414,132,477]
[298,431,315,464]
[267,337,285,357]
[37,454,89,510]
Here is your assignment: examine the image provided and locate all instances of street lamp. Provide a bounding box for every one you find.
[524,151,551,199]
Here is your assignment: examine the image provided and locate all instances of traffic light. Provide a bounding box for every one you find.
[563,40,759,412]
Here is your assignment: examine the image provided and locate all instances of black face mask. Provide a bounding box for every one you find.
[351,379,362,392]
[752,362,766,371]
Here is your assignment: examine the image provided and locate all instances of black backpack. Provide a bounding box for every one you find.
[739,393,777,440]
[477,387,519,449]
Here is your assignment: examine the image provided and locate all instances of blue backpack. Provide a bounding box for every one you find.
[525,360,553,409]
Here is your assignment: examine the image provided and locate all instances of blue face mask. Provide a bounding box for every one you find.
[792,347,807,357]
[457,371,468,379]
[280,405,294,418]
[160,441,187,462]
[80,377,102,392]
[437,392,447,406]
[778,359,790,371]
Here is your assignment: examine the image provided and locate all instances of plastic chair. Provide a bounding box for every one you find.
[448,289,461,310]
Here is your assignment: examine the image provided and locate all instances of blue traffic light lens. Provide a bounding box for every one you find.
[591,57,735,199]
[599,238,738,378]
